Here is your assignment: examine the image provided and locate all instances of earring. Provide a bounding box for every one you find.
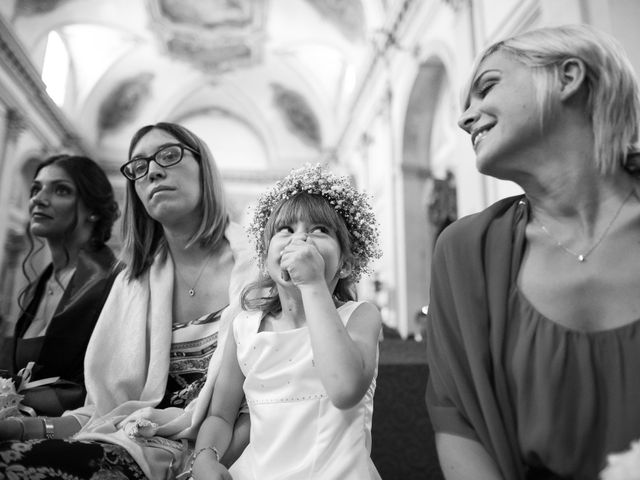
[89,215,99,222]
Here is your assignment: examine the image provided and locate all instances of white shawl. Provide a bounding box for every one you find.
[64,222,257,478]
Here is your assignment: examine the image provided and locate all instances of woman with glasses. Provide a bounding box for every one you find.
[0,122,258,479]
[2,154,119,418]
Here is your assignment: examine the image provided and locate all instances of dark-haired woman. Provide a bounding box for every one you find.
[11,154,120,417]
[0,123,257,479]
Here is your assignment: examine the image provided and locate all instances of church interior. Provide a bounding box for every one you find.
[0,1,638,478]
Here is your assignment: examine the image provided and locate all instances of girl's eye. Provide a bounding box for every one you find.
[276,226,293,234]
[310,225,329,234]
[29,184,41,198]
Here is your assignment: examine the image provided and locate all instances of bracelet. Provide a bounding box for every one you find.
[39,417,55,439]
[188,446,220,478]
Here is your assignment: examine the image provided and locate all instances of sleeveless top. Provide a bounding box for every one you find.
[229,301,381,480]
[506,274,640,478]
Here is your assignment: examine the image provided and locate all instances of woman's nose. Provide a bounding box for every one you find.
[31,190,49,206]
[147,160,166,181]
[457,105,480,133]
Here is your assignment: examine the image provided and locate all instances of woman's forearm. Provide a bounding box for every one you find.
[436,432,503,480]
[0,415,81,441]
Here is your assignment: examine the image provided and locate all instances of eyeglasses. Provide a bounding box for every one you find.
[120,144,200,181]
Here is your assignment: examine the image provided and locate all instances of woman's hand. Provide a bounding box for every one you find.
[118,406,184,436]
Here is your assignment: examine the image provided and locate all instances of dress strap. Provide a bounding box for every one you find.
[338,301,364,326]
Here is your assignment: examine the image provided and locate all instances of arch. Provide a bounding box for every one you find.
[400,55,456,338]
[174,107,270,171]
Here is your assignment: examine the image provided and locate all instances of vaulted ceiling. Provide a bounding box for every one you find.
[5,0,388,198]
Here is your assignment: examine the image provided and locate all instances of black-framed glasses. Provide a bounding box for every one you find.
[120,144,200,181]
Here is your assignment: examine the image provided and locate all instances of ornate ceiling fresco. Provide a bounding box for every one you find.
[2,0,387,200]
[147,0,266,72]
[97,72,155,137]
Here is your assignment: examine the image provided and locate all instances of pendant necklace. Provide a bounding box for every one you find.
[175,251,214,297]
[534,189,633,263]
[29,267,75,338]
[47,267,76,295]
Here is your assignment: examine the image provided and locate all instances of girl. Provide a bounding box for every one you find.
[190,164,383,480]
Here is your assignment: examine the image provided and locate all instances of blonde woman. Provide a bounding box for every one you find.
[426,25,640,479]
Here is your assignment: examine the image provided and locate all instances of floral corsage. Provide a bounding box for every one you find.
[0,377,23,420]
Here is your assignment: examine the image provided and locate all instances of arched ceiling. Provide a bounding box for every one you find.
[4,0,388,188]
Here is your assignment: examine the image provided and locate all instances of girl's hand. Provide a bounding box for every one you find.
[191,455,232,480]
[280,235,325,286]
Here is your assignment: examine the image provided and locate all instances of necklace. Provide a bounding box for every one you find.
[534,189,633,263]
[46,267,76,295]
[174,251,215,297]
[26,268,75,338]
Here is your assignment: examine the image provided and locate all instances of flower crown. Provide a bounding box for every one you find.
[247,163,381,282]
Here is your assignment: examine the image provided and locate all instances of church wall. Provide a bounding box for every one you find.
[338,0,640,337]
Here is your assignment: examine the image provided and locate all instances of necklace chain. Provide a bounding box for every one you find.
[47,267,76,295]
[174,251,215,297]
[534,189,633,263]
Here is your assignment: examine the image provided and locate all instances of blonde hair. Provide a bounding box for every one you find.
[462,24,640,174]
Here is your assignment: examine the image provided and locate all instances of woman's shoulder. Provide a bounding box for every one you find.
[226,221,261,284]
[79,246,119,273]
[436,195,524,248]
[225,222,251,253]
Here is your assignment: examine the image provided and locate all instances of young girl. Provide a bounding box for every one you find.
[189,164,383,480]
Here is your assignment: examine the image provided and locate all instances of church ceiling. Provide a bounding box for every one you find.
[4,0,388,181]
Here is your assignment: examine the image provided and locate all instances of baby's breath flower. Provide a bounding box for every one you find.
[246,163,381,282]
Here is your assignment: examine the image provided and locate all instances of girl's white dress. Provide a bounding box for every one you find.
[229,301,381,480]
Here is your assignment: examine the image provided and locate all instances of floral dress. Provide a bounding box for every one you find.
[0,308,223,480]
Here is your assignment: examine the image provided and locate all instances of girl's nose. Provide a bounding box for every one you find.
[292,231,308,242]
[457,105,480,133]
